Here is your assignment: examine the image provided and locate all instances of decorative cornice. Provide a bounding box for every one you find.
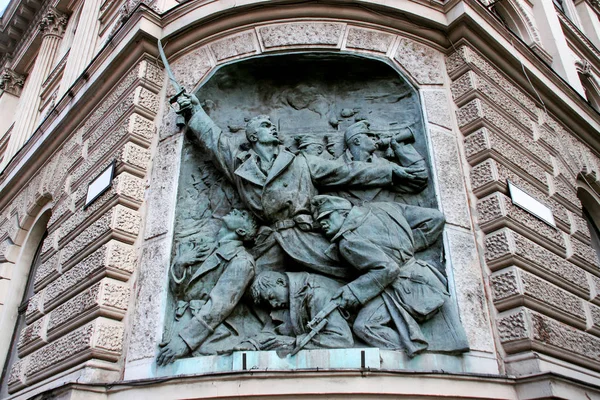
[0,69,26,96]
[39,8,69,39]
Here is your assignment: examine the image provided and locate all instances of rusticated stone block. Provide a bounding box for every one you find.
[450,71,476,101]
[446,45,469,76]
[134,87,160,115]
[345,27,394,53]
[128,113,155,143]
[568,236,600,270]
[121,142,151,171]
[44,240,135,309]
[258,22,344,48]
[497,309,529,342]
[60,205,139,267]
[479,102,550,167]
[456,98,483,128]
[76,64,140,139]
[394,37,444,84]
[423,91,452,129]
[210,31,257,61]
[475,75,534,129]
[168,46,212,98]
[469,159,499,192]
[34,251,60,291]
[589,303,600,330]
[7,358,25,389]
[86,94,135,146]
[531,311,600,363]
[17,317,47,355]
[465,127,547,185]
[60,213,112,264]
[590,274,600,303]
[25,291,44,323]
[47,278,129,335]
[549,174,581,212]
[139,59,164,88]
[452,44,537,111]
[477,192,564,249]
[24,318,123,380]
[484,228,588,292]
[490,267,520,301]
[568,210,591,242]
[48,194,73,230]
[66,174,144,245]
[0,238,13,262]
[521,270,586,320]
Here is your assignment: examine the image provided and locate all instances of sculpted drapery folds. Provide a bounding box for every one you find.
[160,55,469,364]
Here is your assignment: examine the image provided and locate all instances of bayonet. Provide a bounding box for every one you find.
[157,39,187,127]
[288,301,340,356]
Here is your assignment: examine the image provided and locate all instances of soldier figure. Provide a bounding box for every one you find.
[178,93,426,279]
[312,195,469,356]
[244,270,354,351]
[157,209,262,365]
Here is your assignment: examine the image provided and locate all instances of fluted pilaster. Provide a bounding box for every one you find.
[59,0,103,95]
[1,8,68,170]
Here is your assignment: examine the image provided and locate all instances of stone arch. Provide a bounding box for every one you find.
[490,0,541,46]
[0,202,52,379]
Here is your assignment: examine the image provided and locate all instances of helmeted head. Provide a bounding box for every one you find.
[250,271,289,309]
[295,135,324,156]
[344,120,378,160]
[245,115,279,145]
[311,195,352,239]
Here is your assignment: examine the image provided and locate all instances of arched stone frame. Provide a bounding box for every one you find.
[576,176,600,261]
[126,19,497,380]
[0,197,52,383]
[576,59,600,112]
[491,0,538,45]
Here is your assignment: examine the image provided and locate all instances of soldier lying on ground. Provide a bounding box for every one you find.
[237,270,354,351]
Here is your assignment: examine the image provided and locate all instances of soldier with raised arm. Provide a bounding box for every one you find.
[178,93,427,279]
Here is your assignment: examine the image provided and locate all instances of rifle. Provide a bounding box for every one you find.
[288,301,340,356]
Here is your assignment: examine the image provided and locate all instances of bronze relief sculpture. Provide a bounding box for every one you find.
[158,55,468,366]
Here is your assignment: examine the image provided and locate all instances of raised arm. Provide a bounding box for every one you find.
[179,93,238,182]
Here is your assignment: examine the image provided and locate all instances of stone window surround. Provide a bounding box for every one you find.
[125,20,497,381]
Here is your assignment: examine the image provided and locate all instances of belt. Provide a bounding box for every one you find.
[272,219,296,230]
[270,214,314,231]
